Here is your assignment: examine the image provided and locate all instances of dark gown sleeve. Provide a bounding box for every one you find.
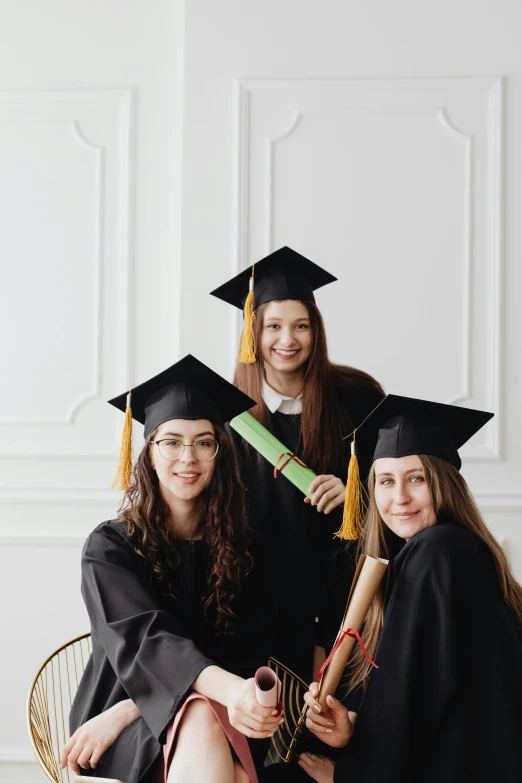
[81,525,215,744]
[334,537,458,782]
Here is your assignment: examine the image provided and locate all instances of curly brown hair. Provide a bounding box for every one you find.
[118,424,253,634]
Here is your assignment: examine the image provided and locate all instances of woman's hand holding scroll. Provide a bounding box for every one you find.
[303,682,356,749]
[305,475,346,513]
[227,677,283,739]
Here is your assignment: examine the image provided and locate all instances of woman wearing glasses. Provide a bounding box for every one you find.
[63,356,278,783]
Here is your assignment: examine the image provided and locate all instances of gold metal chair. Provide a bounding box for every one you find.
[266,658,309,764]
[27,633,92,783]
[27,634,308,782]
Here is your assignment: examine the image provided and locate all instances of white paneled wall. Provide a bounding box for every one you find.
[235,77,502,460]
[1,88,133,461]
[179,2,522,572]
[0,1,184,780]
[2,1,522,781]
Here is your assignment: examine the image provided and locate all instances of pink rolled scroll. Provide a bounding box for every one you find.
[255,666,282,712]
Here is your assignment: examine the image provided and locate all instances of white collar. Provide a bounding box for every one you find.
[262,378,303,415]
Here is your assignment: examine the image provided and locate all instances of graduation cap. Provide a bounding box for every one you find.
[210,246,337,363]
[336,395,494,541]
[108,354,256,490]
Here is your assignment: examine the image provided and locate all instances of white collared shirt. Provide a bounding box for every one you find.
[262,378,303,415]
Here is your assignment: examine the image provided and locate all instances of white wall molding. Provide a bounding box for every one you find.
[0,486,118,505]
[0,87,135,458]
[483,76,504,461]
[474,491,522,512]
[66,119,105,425]
[265,110,303,254]
[0,748,37,764]
[0,536,86,547]
[436,107,473,406]
[0,487,120,505]
[235,76,504,461]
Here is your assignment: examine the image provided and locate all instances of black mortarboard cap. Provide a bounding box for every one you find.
[210,246,337,311]
[109,354,256,438]
[352,394,494,474]
[108,355,256,490]
[336,395,493,541]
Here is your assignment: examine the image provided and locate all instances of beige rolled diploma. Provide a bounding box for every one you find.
[317,554,388,711]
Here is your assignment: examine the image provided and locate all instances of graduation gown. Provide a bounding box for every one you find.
[70,520,277,783]
[334,522,522,782]
[229,385,383,683]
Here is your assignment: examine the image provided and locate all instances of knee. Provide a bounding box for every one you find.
[180,698,224,744]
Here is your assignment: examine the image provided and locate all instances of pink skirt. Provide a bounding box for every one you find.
[162,693,259,783]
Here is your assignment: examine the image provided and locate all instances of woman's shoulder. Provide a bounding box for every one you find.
[406,522,492,573]
[83,518,139,564]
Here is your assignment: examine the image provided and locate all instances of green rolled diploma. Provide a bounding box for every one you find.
[229,411,318,499]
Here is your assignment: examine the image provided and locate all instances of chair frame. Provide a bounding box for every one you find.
[27,632,92,783]
[27,633,309,782]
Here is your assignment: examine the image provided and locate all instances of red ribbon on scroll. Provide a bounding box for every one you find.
[273,452,308,479]
[318,627,378,682]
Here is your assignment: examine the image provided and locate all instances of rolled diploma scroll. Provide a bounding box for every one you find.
[229,412,317,499]
[255,666,281,709]
[318,554,388,711]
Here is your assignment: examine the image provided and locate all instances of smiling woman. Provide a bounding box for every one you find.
[211,247,386,683]
[373,457,437,541]
[64,355,279,783]
[151,422,219,494]
[287,394,522,783]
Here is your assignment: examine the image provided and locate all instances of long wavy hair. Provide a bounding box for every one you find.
[346,454,522,694]
[233,300,384,473]
[118,424,252,634]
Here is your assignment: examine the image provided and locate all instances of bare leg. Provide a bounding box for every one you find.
[234,759,252,782]
[167,699,235,782]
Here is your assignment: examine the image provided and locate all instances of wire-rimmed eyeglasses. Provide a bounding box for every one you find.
[153,438,219,462]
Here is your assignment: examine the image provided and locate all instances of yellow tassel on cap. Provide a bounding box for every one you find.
[238,265,256,364]
[335,431,367,540]
[112,392,133,491]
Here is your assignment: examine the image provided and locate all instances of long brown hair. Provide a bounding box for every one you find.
[347,454,522,693]
[233,300,384,473]
[118,424,253,634]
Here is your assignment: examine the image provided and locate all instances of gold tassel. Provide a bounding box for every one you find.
[238,265,256,364]
[335,431,367,540]
[112,392,133,491]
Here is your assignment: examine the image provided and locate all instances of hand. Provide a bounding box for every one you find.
[303,682,356,749]
[227,677,283,739]
[305,475,346,514]
[298,753,335,783]
[60,699,140,773]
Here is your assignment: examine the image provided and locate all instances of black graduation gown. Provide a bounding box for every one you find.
[70,520,277,783]
[229,386,384,683]
[333,522,522,782]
